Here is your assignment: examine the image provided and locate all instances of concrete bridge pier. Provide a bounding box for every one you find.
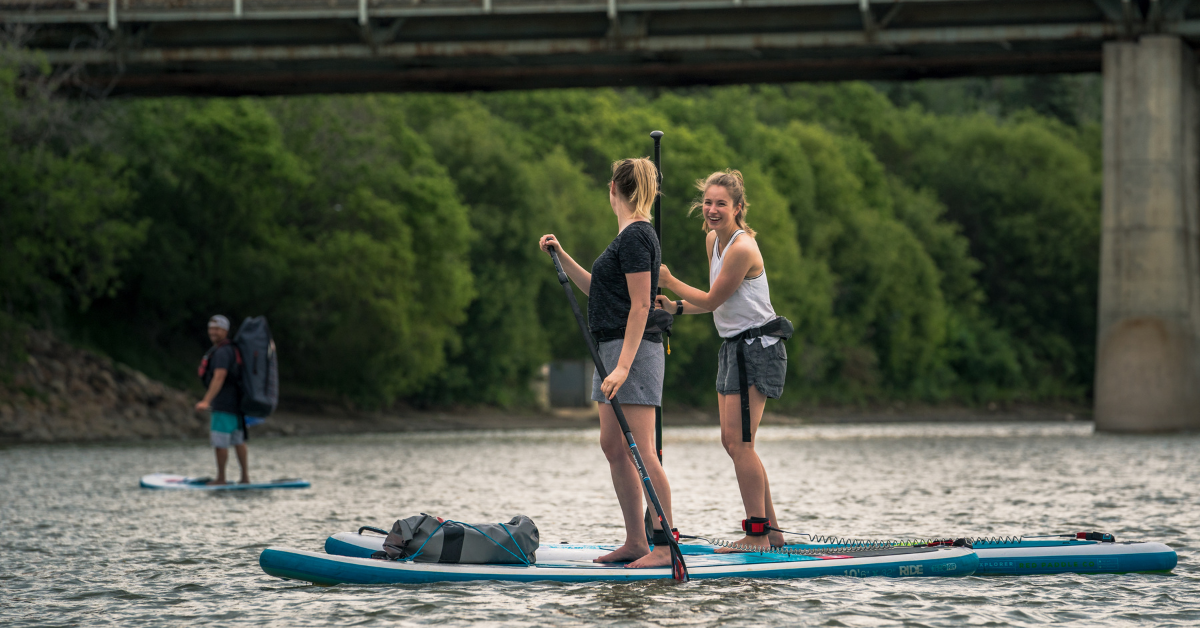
[1096,35,1200,433]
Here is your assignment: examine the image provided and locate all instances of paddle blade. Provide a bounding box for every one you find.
[671,544,689,583]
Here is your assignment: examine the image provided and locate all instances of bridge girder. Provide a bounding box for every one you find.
[4,1,1200,98]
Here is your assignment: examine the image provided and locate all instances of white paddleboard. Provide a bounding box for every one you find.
[139,473,310,491]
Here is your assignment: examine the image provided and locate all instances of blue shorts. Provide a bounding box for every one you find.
[210,411,241,433]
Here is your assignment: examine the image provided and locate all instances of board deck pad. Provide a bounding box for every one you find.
[139,473,310,491]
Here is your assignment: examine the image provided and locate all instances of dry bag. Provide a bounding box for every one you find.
[233,316,278,418]
[372,514,539,564]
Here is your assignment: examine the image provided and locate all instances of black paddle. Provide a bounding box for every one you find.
[547,247,689,583]
[645,130,665,546]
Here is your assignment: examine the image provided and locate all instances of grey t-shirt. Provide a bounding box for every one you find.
[588,221,660,333]
[205,344,241,414]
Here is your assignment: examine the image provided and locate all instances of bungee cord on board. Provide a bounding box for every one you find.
[676,531,968,555]
[675,529,1118,555]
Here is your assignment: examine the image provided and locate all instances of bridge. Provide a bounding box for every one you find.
[2,0,1196,94]
[7,0,1200,432]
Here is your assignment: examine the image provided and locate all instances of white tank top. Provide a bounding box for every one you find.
[710,230,779,347]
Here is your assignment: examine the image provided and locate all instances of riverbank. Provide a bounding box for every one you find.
[0,331,1088,445]
[0,331,205,444]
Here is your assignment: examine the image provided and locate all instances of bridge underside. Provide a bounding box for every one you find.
[10,0,1200,96]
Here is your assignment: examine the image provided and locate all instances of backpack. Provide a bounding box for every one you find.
[232,316,279,419]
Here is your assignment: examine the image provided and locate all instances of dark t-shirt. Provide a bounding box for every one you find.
[205,344,241,414]
[588,221,660,333]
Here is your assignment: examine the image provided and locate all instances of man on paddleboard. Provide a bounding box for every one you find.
[195,315,250,485]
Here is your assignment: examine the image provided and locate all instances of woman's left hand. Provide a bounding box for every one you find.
[601,365,629,400]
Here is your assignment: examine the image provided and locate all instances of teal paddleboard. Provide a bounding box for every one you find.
[262,537,975,585]
[324,531,1175,576]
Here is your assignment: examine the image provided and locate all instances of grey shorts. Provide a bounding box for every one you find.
[716,339,787,399]
[591,338,665,406]
[210,429,245,449]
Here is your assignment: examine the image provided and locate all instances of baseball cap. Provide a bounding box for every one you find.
[208,315,230,331]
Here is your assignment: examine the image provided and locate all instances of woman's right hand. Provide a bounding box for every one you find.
[659,263,677,290]
[539,234,563,256]
[655,295,673,310]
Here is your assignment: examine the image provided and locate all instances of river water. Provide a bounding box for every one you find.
[2,422,1197,626]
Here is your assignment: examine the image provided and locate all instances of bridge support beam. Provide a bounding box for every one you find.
[1096,35,1200,432]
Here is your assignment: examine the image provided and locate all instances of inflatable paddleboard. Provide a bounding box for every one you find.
[261,542,975,584]
[972,538,1176,575]
[325,531,1174,576]
[139,473,310,491]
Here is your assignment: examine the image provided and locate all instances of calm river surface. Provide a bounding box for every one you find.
[2,422,1197,626]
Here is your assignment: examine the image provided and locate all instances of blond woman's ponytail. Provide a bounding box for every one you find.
[611,158,658,220]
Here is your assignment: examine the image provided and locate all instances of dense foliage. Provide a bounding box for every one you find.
[1,49,1101,407]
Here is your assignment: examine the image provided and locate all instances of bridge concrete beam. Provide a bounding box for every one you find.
[1096,35,1200,433]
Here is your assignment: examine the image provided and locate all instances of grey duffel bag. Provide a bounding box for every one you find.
[371,513,539,564]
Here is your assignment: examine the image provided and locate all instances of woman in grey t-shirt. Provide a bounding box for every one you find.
[539,157,676,569]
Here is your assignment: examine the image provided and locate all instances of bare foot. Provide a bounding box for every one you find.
[206,479,228,486]
[626,546,672,568]
[594,543,650,563]
[714,535,771,553]
[239,478,251,485]
[769,531,786,548]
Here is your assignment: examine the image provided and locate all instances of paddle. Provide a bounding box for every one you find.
[645,129,665,546]
[547,247,689,582]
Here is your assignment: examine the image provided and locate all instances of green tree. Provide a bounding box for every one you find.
[0,46,146,368]
[83,97,475,404]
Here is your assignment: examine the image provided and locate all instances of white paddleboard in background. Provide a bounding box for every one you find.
[139,473,310,491]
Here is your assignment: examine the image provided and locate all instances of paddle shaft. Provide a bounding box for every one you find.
[548,248,688,582]
[650,130,664,462]
[646,131,665,543]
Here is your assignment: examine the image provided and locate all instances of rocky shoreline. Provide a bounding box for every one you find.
[0,331,1089,445]
[0,331,207,443]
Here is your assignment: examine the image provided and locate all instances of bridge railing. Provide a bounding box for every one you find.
[2,0,901,22]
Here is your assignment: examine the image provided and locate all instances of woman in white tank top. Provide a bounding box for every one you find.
[657,169,790,552]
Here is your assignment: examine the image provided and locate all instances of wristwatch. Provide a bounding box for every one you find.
[675,300,684,316]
